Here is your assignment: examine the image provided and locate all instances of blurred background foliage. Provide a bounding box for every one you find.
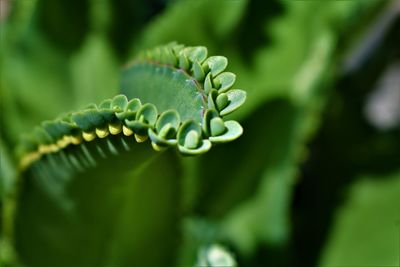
[1,0,400,266]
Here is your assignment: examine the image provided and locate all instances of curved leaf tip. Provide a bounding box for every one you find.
[18,42,246,169]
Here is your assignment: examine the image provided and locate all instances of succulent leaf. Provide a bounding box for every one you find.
[17,43,245,170]
[213,72,236,93]
[177,120,211,155]
[202,109,219,137]
[210,117,227,137]
[111,94,129,111]
[216,93,229,111]
[209,121,243,143]
[204,73,214,94]
[202,56,228,76]
[99,99,112,109]
[219,89,247,116]
[116,98,142,120]
[184,46,208,63]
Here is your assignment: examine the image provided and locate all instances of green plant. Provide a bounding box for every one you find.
[4,43,245,267]
[1,1,398,267]
[18,43,245,166]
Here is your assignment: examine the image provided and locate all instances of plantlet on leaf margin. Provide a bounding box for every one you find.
[17,42,246,171]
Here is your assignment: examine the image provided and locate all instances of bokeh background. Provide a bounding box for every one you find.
[1,0,400,266]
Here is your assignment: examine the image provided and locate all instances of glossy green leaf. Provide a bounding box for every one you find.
[209,121,242,143]
[178,121,211,155]
[184,46,208,64]
[202,56,228,77]
[219,89,246,116]
[116,98,142,121]
[111,95,129,111]
[121,63,205,123]
[148,110,181,147]
[214,72,236,93]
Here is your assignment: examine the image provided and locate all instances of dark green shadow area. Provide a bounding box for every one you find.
[15,136,182,267]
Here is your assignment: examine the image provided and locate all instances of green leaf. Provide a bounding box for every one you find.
[214,72,236,93]
[11,42,246,267]
[202,56,228,77]
[115,98,142,121]
[111,95,129,111]
[177,121,211,155]
[319,171,400,267]
[219,89,246,116]
[209,121,243,143]
[125,103,158,136]
[121,63,205,123]
[15,140,182,267]
[148,110,181,147]
[184,46,208,64]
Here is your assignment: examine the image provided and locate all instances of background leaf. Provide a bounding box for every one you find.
[319,171,400,267]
